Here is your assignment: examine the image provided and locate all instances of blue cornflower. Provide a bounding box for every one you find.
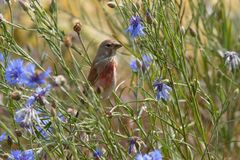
[22,63,51,88]
[224,51,240,71]
[58,113,65,122]
[135,149,162,160]
[0,53,4,62]
[130,55,152,72]
[34,118,51,138]
[35,126,49,138]
[135,154,151,160]
[142,55,152,69]
[149,150,163,160]
[25,84,52,107]
[5,59,25,85]
[126,15,144,38]
[130,59,139,72]
[33,114,63,138]
[128,138,136,154]
[93,148,102,159]
[15,107,40,128]
[153,80,172,101]
[0,131,7,142]
[8,149,34,160]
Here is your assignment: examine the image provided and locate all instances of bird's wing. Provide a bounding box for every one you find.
[87,64,98,85]
[87,58,112,85]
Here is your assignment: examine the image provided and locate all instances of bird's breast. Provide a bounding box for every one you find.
[98,61,116,86]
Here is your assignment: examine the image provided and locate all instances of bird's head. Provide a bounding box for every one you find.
[95,39,122,60]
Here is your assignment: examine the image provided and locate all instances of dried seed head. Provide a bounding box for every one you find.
[107,1,116,8]
[11,90,21,101]
[53,75,67,86]
[180,26,185,35]
[73,22,82,35]
[64,35,72,48]
[67,108,78,116]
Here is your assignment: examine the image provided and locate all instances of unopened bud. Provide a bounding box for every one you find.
[51,107,57,117]
[15,130,22,137]
[107,1,116,8]
[11,91,21,101]
[73,22,82,35]
[64,35,72,48]
[136,59,142,70]
[7,136,12,146]
[189,27,197,37]
[105,110,113,118]
[19,0,29,11]
[146,12,153,24]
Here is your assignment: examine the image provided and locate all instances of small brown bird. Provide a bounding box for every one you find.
[87,39,122,98]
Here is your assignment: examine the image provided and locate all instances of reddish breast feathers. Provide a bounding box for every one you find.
[98,62,116,88]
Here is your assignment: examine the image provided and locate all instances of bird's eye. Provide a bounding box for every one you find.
[106,44,111,48]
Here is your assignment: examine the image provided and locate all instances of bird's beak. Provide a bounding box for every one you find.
[114,42,122,49]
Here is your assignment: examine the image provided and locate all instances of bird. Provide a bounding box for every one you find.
[87,39,122,99]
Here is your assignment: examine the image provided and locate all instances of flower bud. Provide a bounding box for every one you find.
[7,136,12,146]
[73,22,82,35]
[107,1,116,8]
[19,0,29,11]
[51,107,57,117]
[64,35,72,48]
[15,130,22,137]
[136,59,142,70]
[11,90,21,101]
[189,27,197,37]
[146,12,153,24]
[105,110,113,118]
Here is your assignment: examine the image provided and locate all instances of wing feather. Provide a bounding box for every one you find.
[87,64,98,85]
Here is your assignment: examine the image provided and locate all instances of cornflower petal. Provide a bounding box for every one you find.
[130,59,138,72]
[15,107,40,128]
[130,55,152,72]
[0,132,7,142]
[126,16,144,38]
[153,80,172,101]
[134,149,163,160]
[223,51,240,71]
[22,63,51,88]
[5,59,25,85]
[93,148,102,159]
[8,149,34,160]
